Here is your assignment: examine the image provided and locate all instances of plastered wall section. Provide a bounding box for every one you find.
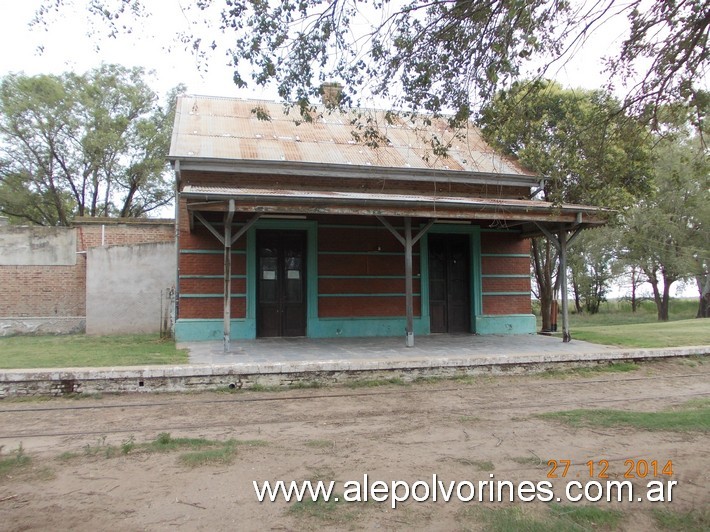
[86,242,177,335]
[0,221,174,335]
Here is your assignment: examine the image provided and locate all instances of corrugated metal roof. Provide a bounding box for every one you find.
[169,95,536,178]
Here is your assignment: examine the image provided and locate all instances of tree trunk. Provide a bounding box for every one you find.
[532,238,555,332]
[658,273,675,322]
[572,276,583,314]
[696,274,710,318]
[648,276,663,321]
[630,267,638,312]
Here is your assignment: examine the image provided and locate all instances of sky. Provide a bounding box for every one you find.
[0,1,700,299]
[0,0,633,104]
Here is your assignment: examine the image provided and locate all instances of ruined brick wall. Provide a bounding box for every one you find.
[0,219,174,331]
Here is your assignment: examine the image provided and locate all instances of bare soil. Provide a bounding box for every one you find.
[0,357,708,531]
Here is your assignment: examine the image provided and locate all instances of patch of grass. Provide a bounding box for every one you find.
[305,439,335,449]
[413,374,479,385]
[471,459,495,472]
[1,396,52,404]
[549,504,624,529]
[290,380,323,390]
[542,361,639,379]
[147,433,265,467]
[458,415,481,423]
[677,355,707,368]
[539,399,710,433]
[458,506,553,532]
[179,441,237,467]
[570,319,710,348]
[83,436,115,458]
[121,436,136,455]
[651,507,710,531]
[0,444,31,479]
[345,377,406,388]
[511,454,544,467]
[60,433,266,464]
[57,451,81,461]
[288,494,363,525]
[248,383,282,392]
[0,334,188,369]
[459,505,624,531]
[147,432,220,452]
[248,380,322,392]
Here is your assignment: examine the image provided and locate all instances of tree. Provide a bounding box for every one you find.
[568,227,617,314]
[0,65,181,226]
[621,131,709,321]
[33,1,709,132]
[479,80,653,331]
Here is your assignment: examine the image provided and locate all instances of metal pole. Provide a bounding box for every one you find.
[404,216,414,347]
[559,225,571,342]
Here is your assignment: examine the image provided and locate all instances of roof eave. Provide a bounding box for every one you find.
[181,188,608,226]
[168,156,541,188]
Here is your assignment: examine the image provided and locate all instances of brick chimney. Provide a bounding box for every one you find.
[320,82,343,108]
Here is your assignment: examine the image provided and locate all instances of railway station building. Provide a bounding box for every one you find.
[168,95,605,347]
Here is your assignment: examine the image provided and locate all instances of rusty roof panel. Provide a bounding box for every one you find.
[170,95,536,178]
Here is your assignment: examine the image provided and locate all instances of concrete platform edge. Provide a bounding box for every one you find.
[1,345,708,398]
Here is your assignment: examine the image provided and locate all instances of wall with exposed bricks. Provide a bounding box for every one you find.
[480,232,531,315]
[0,219,174,336]
[176,170,532,333]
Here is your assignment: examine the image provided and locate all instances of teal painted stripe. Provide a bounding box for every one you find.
[481,253,529,258]
[180,274,247,279]
[179,293,247,298]
[319,275,407,279]
[475,314,536,335]
[180,249,247,255]
[310,317,429,338]
[318,293,420,298]
[482,291,531,296]
[481,274,530,278]
[319,251,418,256]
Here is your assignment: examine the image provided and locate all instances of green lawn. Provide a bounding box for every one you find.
[539,398,710,432]
[570,319,710,348]
[535,298,699,329]
[0,334,188,369]
[534,298,709,348]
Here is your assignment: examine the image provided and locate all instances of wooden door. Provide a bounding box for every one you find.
[428,234,470,333]
[257,230,307,337]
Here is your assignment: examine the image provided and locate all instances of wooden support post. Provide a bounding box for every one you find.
[377,216,434,347]
[223,200,235,352]
[559,224,571,342]
[404,217,414,347]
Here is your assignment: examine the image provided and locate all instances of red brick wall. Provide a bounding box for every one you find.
[480,232,531,315]
[176,171,533,321]
[0,266,85,317]
[317,221,421,318]
[0,221,174,318]
[176,198,249,319]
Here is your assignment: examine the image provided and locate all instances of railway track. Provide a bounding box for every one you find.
[1,370,708,441]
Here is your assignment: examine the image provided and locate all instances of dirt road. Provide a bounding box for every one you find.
[1,357,708,531]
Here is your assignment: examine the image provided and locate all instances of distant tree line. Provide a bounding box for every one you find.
[0,65,184,226]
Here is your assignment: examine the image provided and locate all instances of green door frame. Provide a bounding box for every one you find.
[246,219,319,339]
[421,224,482,334]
